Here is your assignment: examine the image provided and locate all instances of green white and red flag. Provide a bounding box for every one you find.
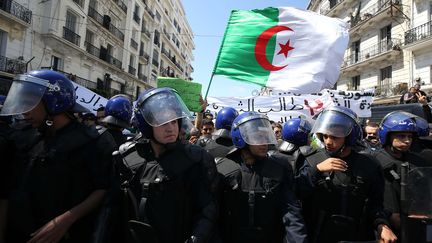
[213,7,349,93]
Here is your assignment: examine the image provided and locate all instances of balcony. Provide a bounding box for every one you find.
[128,65,136,76]
[349,0,401,35]
[72,0,84,7]
[375,79,407,98]
[138,72,148,82]
[341,39,401,75]
[0,0,32,25]
[111,0,127,13]
[141,25,151,38]
[321,0,356,17]
[130,38,138,50]
[133,12,141,23]
[0,55,26,74]
[58,70,97,90]
[145,6,155,19]
[62,27,81,46]
[403,20,432,52]
[100,52,122,70]
[84,41,100,58]
[139,49,150,60]
[88,7,124,42]
[152,58,159,67]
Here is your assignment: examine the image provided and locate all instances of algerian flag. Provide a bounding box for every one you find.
[213,7,349,93]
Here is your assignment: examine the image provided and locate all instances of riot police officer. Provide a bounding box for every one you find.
[298,106,397,243]
[278,117,312,174]
[217,111,307,243]
[374,111,432,236]
[126,87,218,243]
[1,70,117,243]
[101,94,133,147]
[202,106,238,158]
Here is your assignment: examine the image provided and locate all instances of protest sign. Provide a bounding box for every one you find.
[206,89,374,124]
[72,81,108,113]
[157,77,203,112]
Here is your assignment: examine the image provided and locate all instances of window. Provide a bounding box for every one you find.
[85,30,94,44]
[0,30,6,56]
[130,54,135,67]
[351,75,360,90]
[89,0,97,8]
[155,10,161,21]
[51,56,64,71]
[65,11,78,32]
[380,25,392,52]
[351,40,360,63]
[379,66,392,95]
[154,30,160,46]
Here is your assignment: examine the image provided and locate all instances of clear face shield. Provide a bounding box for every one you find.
[0,75,53,116]
[311,110,355,138]
[138,90,191,127]
[238,118,278,146]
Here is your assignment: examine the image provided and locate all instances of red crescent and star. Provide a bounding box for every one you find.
[254,25,294,71]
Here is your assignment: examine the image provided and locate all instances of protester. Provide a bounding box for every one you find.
[217,111,308,243]
[82,112,97,127]
[363,121,381,151]
[273,122,283,142]
[1,70,117,243]
[196,118,215,147]
[374,111,432,237]
[124,87,219,243]
[202,106,238,158]
[96,106,105,124]
[297,106,397,243]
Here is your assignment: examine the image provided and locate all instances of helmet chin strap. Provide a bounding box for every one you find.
[327,144,345,158]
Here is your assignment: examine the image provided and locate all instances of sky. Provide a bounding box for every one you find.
[182,0,308,98]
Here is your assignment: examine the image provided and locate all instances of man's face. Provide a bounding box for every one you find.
[248,144,268,158]
[365,126,379,145]
[414,84,421,91]
[23,101,47,128]
[96,110,105,123]
[201,124,214,138]
[322,134,345,153]
[390,132,413,152]
[273,127,282,139]
[153,120,179,144]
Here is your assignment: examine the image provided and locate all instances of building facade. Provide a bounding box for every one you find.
[308,0,432,104]
[0,0,195,99]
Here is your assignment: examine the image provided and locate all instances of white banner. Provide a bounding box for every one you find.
[206,89,374,124]
[72,82,108,113]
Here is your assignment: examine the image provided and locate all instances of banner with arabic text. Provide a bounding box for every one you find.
[72,81,108,113]
[205,89,374,124]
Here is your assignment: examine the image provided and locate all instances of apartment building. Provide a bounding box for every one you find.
[0,0,195,99]
[308,0,432,104]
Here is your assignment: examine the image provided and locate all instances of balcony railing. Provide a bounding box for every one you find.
[0,55,26,74]
[152,58,159,67]
[145,6,155,19]
[100,52,122,69]
[72,0,84,7]
[138,72,148,82]
[375,79,407,97]
[84,41,100,57]
[343,38,401,67]
[139,49,149,59]
[404,20,432,45]
[112,0,127,13]
[130,38,138,50]
[128,65,136,75]
[58,70,97,90]
[0,0,32,24]
[141,26,151,38]
[133,12,141,23]
[63,27,80,46]
[88,7,124,41]
[350,0,397,28]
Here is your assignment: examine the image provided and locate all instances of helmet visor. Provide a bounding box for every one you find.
[139,91,191,127]
[1,75,49,116]
[239,118,277,146]
[312,110,354,137]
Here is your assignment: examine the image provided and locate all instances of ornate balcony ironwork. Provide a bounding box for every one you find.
[350,0,398,28]
[0,0,32,24]
[63,27,81,46]
[0,55,26,74]
[128,65,136,75]
[404,20,432,45]
[138,72,148,82]
[88,7,124,41]
[84,41,100,57]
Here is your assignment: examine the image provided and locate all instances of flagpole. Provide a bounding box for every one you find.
[204,73,215,100]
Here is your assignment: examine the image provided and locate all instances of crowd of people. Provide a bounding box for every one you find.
[1,69,431,243]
